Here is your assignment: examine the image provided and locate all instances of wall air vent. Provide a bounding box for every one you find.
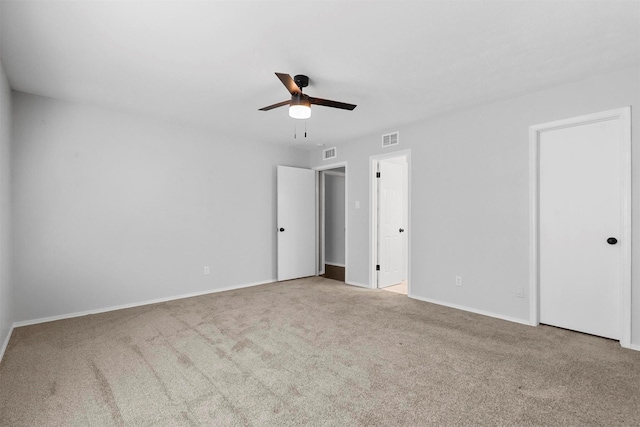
[323,147,337,160]
[382,131,399,147]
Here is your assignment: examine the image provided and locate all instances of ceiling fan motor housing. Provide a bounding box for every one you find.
[293,74,309,90]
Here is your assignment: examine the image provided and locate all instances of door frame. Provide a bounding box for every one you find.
[370,150,411,292]
[314,161,348,282]
[529,107,631,348]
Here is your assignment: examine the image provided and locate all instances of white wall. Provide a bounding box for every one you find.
[12,92,308,322]
[310,67,640,345]
[324,173,345,266]
[0,57,13,352]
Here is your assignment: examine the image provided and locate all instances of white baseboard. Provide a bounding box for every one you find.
[325,262,345,268]
[0,324,15,364]
[11,279,276,329]
[409,294,532,326]
[410,295,640,352]
[4,281,637,364]
[345,280,370,289]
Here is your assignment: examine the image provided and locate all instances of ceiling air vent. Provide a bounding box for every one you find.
[382,131,399,147]
[323,147,337,160]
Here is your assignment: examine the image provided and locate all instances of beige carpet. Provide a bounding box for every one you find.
[1,277,639,426]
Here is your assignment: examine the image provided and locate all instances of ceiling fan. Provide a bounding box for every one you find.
[259,73,357,119]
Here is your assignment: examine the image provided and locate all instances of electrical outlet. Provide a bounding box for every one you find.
[455,276,462,286]
[204,266,210,275]
[516,287,524,298]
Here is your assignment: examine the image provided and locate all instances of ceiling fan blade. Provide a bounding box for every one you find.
[309,97,357,111]
[275,72,301,95]
[259,100,290,111]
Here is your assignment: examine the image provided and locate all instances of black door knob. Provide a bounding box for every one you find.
[607,237,617,245]
[399,228,405,233]
[279,227,285,232]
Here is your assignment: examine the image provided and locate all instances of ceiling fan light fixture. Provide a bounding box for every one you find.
[289,94,311,119]
[289,105,311,119]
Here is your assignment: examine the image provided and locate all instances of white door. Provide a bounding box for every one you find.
[378,160,404,287]
[277,166,316,281]
[539,118,622,339]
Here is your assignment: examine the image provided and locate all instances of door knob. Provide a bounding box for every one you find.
[279,227,285,232]
[607,237,617,245]
[399,228,405,233]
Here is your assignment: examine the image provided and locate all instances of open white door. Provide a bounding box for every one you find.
[377,160,405,287]
[277,166,316,281]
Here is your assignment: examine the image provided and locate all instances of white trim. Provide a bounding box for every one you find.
[322,170,345,177]
[344,170,349,284]
[5,281,636,360]
[325,262,346,268]
[370,159,378,289]
[410,294,532,326]
[11,279,275,329]
[319,171,326,275]
[528,123,540,327]
[0,324,15,363]
[619,108,632,348]
[313,161,348,174]
[369,149,412,294]
[529,107,632,348]
[313,161,348,172]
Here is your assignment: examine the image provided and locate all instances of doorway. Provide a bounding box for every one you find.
[317,164,347,282]
[529,107,631,347]
[371,151,410,294]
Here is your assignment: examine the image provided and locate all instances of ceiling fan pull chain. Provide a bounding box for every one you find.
[293,124,296,139]
[305,121,307,138]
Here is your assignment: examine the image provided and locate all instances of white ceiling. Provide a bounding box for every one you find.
[1,1,638,149]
